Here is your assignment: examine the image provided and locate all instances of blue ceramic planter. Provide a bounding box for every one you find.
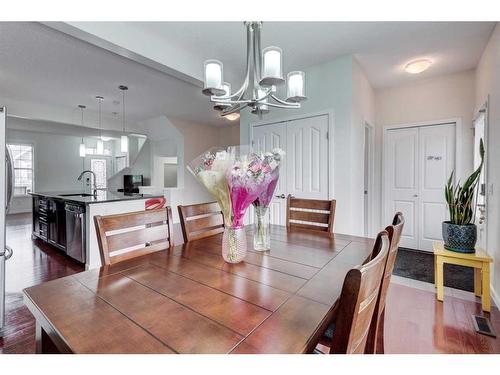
[442,221,477,253]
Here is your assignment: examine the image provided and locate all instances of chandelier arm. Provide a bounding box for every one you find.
[221,102,249,116]
[270,94,300,107]
[253,22,263,84]
[209,97,253,105]
[262,101,301,109]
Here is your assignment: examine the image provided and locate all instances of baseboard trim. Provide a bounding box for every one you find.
[491,285,500,309]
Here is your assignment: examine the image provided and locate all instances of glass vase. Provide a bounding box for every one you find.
[222,226,247,263]
[253,206,271,251]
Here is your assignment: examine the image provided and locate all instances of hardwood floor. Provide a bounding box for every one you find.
[1,212,499,354]
[1,213,84,354]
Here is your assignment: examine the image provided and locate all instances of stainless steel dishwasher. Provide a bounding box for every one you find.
[65,203,86,263]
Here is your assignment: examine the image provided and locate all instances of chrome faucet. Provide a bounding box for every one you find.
[77,170,98,197]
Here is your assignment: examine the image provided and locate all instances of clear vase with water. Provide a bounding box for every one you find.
[253,206,271,251]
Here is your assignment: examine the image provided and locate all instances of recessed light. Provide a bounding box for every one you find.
[405,59,432,74]
[224,113,240,121]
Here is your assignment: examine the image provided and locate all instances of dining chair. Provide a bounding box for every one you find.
[94,207,174,266]
[286,194,336,233]
[315,230,390,354]
[177,201,225,242]
[364,212,405,354]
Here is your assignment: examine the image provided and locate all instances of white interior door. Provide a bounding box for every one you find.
[384,123,456,251]
[385,128,420,249]
[474,111,487,249]
[286,115,329,200]
[418,124,456,250]
[251,114,329,225]
[252,121,287,225]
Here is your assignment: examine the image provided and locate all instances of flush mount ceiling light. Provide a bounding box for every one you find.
[405,59,432,74]
[202,21,307,119]
[78,105,86,158]
[225,112,240,121]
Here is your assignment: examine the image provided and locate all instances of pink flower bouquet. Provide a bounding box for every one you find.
[252,149,285,251]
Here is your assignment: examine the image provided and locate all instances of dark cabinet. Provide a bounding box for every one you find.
[48,199,66,250]
[32,196,66,251]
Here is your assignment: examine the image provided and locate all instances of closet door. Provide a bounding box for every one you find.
[384,123,456,251]
[384,128,420,249]
[418,124,455,251]
[286,115,329,200]
[252,121,287,225]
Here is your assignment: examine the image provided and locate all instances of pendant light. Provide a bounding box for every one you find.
[96,96,104,155]
[78,105,86,157]
[119,85,129,153]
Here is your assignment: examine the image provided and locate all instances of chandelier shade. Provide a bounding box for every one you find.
[286,71,306,103]
[202,22,306,118]
[203,60,225,96]
[261,46,284,86]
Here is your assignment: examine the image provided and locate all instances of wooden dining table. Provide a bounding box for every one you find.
[23,224,374,354]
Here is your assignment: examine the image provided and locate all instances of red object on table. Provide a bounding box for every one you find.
[145,197,166,210]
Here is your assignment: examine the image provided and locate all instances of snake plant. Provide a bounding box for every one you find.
[444,138,485,225]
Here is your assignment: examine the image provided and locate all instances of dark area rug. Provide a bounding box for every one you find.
[393,247,474,292]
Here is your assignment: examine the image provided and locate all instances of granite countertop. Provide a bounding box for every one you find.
[29,191,164,205]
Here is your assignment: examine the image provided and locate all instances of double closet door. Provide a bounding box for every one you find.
[251,114,329,225]
[384,123,456,251]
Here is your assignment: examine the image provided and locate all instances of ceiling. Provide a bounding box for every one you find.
[0,22,496,128]
[132,21,495,88]
[0,22,224,127]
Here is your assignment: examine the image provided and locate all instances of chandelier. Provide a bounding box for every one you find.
[202,21,307,119]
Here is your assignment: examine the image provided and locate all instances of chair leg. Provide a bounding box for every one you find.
[376,308,385,354]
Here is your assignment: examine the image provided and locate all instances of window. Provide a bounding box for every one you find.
[90,159,107,189]
[7,143,34,196]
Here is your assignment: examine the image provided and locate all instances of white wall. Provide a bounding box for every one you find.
[239,55,368,236]
[374,70,476,230]
[475,23,500,305]
[136,115,239,223]
[352,58,376,235]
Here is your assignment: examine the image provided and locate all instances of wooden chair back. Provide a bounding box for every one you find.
[94,207,174,266]
[330,230,390,354]
[178,202,225,242]
[286,194,336,233]
[365,212,405,353]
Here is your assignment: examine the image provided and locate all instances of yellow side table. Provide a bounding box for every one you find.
[433,241,493,312]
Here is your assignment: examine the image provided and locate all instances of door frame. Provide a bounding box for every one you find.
[364,122,375,237]
[381,117,462,244]
[249,109,335,200]
[473,99,489,249]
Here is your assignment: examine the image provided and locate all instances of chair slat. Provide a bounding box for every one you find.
[289,210,330,224]
[108,241,170,264]
[99,209,168,232]
[106,224,170,252]
[181,202,221,218]
[186,213,224,234]
[289,198,332,211]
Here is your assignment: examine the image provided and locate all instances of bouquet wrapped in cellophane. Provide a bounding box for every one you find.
[188,146,283,263]
[252,149,285,251]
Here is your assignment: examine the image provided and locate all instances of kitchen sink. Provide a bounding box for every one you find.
[58,193,95,197]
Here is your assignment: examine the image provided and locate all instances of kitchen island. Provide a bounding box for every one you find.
[30,191,164,269]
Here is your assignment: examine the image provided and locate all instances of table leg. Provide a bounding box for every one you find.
[474,268,482,297]
[35,322,60,354]
[482,263,491,312]
[436,257,444,301]
[434,255,437,288]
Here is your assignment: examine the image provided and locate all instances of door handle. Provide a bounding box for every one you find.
[413,194,418,198]
[275,194,286,199]
[2,246,13,260]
